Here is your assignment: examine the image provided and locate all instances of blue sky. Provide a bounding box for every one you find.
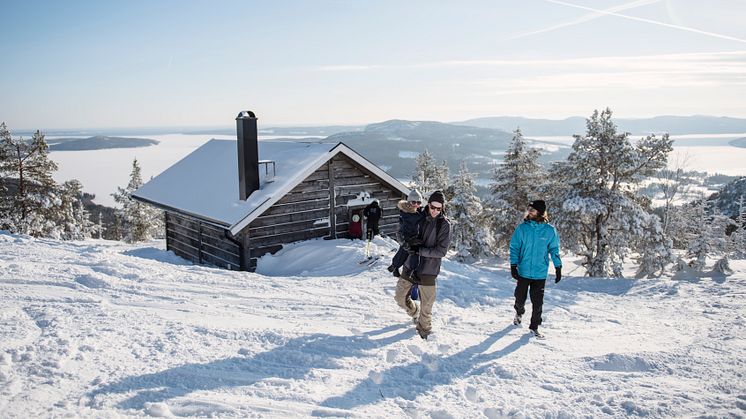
[2,0,745,129]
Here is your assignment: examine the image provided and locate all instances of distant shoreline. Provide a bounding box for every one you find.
[47,136,159,151]
[729,137,746,148]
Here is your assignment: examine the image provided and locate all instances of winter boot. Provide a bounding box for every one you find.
[529,327,544,339]
[513,313,522,326]
[416,323,431,340]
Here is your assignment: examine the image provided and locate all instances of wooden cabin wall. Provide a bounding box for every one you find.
[242,164,333,270]
[330,154,403,238]
[239,154,406,271]
[165,211,241,270]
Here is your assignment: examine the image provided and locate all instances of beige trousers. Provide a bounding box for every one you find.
[394,277,437,333]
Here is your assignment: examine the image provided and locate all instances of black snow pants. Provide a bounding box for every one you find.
[513,278,546,330]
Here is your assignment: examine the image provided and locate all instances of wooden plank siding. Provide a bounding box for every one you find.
[242,164,333,270]
[162,152,406,272]
[164,211,242,270]
[329,154,404,239]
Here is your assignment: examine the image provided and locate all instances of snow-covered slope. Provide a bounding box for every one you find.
[0,232,744,417]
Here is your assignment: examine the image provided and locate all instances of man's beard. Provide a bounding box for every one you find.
[527,213,542,221]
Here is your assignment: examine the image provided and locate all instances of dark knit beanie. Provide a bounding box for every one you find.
[529,200,546,215]
[428,190,446,205]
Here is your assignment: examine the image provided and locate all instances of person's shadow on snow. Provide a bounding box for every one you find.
[87,324,411,410]
[318,324,530,412]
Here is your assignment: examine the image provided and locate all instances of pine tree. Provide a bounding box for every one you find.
[0,124,9,206]
[55,180,97,240]
[487,128,546,252]
[412,149,449,195]
[734,196,746,259]
[683,198,712,272]
[709,209,736,275]
[673,197,738,274]
[0,124,60,236]
[97,211,105,239]
[635,212,674,278]
[449,161,492,261]
[550,108,673,277]
[656,153,692,238]
[112,158,162,242]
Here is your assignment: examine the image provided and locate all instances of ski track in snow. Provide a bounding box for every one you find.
[0,232,744,417]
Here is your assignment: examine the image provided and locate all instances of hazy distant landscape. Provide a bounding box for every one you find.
[40,114,746,209]
[730,137,746,148]
[47,135,159,151]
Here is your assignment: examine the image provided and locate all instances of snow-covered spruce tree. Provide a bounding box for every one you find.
[682,199,711,272]
[55,179,98,240]
[679,197,740,273]
[0,124,8,212]
[634,209,674,278]
[412,149,449,195]
[449,161,493,262]
[0,125,60,236]
[97,211,106,239]
[709,209,737,275]
[112,158,162,242]
[486,128,546,252]
[550,108,673,277]
[733,195,746,259]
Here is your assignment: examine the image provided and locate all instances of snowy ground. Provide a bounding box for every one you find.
[1,232,745,418]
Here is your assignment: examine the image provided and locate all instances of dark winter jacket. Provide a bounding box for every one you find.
[509,219,562,280]
[397,200,426,243]
[363,201,382,227]
[401,212,452,286]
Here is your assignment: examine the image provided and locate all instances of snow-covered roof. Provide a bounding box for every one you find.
[133,139,409,235]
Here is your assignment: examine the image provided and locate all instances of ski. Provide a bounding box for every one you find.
[357,255,381,265]
[357,256,374,264]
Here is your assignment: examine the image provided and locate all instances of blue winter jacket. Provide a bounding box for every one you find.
[509,220,562,280]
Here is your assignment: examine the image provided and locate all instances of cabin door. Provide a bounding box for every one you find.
[348,207,364,239]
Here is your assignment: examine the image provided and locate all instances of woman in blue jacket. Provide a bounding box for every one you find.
[509,200,562,338]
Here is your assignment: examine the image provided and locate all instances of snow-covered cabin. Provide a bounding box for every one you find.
[132,111,409,271]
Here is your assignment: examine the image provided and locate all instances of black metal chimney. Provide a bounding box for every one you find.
[236,110,259,200]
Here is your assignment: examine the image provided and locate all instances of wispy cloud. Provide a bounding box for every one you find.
[464,70,745,97]
[543,0,746,44]
[508,0,661,40]
[314,50,746,72]
[316,64,385,72]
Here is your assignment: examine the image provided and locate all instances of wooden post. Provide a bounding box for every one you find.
[328,161,337,239]
[164,211,171,252]
[197,221,203,264]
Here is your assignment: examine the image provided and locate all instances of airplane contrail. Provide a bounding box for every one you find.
[542,0,746,44]
[510,0,661,40]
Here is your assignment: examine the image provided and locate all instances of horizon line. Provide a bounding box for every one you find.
[8,113,746,133]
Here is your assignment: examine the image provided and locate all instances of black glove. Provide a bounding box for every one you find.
[510,265,519,280]
[407,246,419,255]
[555,267,562,284]
[406,236,424,247]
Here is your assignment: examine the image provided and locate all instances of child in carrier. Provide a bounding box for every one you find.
[387,189,427,278]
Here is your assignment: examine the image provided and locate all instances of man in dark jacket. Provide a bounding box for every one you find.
[509,199,562,339]
[363,199,382,239]
[394,190,452,339]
